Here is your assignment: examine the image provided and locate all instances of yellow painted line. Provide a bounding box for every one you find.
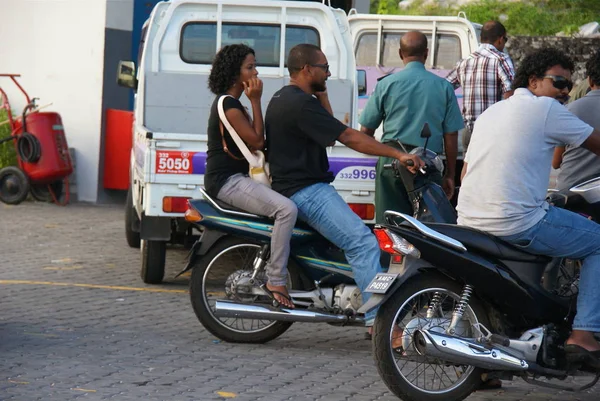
[44,224,59,228]
[0,280,187,294]
[43,265,83,271]
[216,391,237,398]
[8,380,29,384]
[51,258,73,263]
[71,388,97,393]
[24,332,59,338]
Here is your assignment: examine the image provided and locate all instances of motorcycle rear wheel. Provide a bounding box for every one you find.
[190,236,301,343]
[373,274,490,401]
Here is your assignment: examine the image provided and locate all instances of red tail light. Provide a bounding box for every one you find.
[374,228,398,254]
[163,196,191,213]
[348,203,375,220]
[374,228,420,260]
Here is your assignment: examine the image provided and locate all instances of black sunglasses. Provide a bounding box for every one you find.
[543,75,573,91]
[503,35,508,42]
[310,63,330,73]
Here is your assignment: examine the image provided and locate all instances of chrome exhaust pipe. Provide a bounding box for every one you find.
[214,300,364,324]
[413,329,529,371]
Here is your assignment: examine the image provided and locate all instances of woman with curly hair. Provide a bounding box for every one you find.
[204,44,297,308]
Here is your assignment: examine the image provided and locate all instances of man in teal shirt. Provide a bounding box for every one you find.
[360,31,464,223]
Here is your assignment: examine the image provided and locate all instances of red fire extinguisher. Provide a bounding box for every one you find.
[0,74,73,205]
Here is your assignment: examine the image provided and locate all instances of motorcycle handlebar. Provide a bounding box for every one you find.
[383,159,414,170]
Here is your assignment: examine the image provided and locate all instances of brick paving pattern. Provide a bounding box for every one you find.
[1,202,599,400]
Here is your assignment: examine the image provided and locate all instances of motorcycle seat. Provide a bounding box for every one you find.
[426,223,551,263]
[210,197,316,232]
[212,197,266,219]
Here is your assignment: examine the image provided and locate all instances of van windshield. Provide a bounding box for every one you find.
[181,22,320,66]
[355,31,461,70]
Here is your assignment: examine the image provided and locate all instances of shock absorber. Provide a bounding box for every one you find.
[250,244,270,282]
[426,291,443,319]
[447,284,474,335]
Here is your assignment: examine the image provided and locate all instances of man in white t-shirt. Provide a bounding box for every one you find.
[457,48,600,369]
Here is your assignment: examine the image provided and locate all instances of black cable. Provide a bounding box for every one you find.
[17,132,41,163]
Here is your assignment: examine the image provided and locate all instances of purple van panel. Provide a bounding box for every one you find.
[191,152,207,174]
[187,152,375,176]
[329,157,377,175]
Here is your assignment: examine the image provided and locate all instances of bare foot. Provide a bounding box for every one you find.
[367,326,404,349]
[392,325,404,350]
[566,330,600,351]
[266,283,295,308]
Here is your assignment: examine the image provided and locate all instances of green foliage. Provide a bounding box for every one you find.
[0,108,18,169]
[372,0,600,36]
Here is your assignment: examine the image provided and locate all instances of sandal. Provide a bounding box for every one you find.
[477,378,502,390]
[261,284,295,308]
[564,344,600,370]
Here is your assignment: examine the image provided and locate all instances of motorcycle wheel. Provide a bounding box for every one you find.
[189,236,301,343]
[373,274,490,401]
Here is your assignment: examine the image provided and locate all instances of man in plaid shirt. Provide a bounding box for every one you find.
[446,21,515,152]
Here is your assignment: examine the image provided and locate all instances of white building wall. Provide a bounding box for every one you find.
[0,0,108,202]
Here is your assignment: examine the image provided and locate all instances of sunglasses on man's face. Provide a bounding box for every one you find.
[543,75,573,91]
[310,63,330,73]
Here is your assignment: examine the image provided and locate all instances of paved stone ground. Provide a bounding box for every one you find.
[1,202,600,401]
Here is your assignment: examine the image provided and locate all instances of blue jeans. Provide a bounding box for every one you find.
[290,183,383,326]
[500,206,600,332]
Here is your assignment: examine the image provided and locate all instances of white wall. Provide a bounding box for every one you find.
[0,0,108,202]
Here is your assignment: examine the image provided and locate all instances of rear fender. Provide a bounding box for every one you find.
[358,257,434,314]
[175,229,227,277]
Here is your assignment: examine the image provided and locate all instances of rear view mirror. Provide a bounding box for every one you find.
[357,69,367,96]
[117,60,137,90]
[420,122,432,138]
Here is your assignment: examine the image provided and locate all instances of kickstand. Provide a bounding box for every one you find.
[521,371,600,392]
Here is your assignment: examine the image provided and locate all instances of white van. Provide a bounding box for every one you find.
[118,1,481,284]
[349,12,481,142]
[117,0,363,283]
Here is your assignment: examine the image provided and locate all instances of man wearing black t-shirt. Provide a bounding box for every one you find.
[265,44,424,327]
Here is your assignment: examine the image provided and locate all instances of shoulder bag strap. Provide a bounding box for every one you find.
[218,95,259,166]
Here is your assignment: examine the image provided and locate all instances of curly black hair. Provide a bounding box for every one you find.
[208,44,255,95]
[513,47,575,89]
[586,49,600,87]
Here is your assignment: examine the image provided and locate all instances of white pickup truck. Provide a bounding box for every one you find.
[117,0,480,284]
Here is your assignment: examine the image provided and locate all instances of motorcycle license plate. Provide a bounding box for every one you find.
[365,273,398,294]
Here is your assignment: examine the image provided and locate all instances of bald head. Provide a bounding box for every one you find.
[481,21,506,44]
[400,31,428,59]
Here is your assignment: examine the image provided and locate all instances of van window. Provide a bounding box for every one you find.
[180,22,319,66]
[356,31,461,70]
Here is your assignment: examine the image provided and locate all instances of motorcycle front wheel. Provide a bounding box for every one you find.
[189,236,302,343]
[373,274,490,401]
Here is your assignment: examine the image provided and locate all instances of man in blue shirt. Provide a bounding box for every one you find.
[360,31,464,223]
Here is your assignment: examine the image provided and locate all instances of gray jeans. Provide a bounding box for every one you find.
[217,174,297,286]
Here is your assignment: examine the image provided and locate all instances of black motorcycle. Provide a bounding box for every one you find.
[365,168,600,401]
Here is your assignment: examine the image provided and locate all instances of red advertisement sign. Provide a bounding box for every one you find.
[156,151,195,174]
